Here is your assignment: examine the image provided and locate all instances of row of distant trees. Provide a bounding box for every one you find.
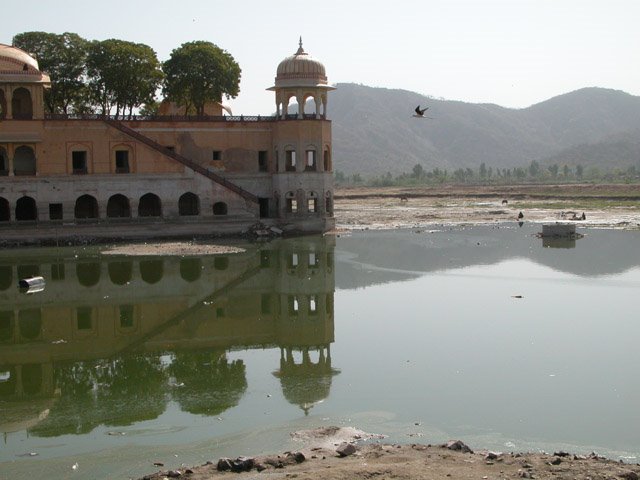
[336,160,640,187]
[12,32,241,116]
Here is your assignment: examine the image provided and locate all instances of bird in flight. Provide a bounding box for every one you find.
[414,105,429,116]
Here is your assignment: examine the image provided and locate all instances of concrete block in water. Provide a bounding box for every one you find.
[541,223,576,238]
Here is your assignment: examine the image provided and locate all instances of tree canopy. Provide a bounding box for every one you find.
[86,39,163,116]
[12,31,89,114]
[162,41,241,116]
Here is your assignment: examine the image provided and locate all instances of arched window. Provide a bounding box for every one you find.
[285,191,297,213]
[212,202,228,216]
[15,196,37,221]
[324,147,331,172]
[307,191,318,213]
[112,145,133,173]
[305,147,317,171]
[74,194,99,219]
[0,146,8,175]
[138,193,162,217]
[13,146,36,176]
[107,194,131,218]
[11,88,32,119]
[179,192,200,216]
[0,197,9,221]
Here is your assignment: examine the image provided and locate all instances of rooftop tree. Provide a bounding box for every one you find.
[12,31,89,114]
[86,39,163,116]
[162,41,241,116]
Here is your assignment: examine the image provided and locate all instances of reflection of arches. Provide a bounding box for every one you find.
[74,194,99,219]
[0,310,14,342]
[77,262,101,287]
[12,87,33,119]
[325,191,333,216]
[0,197,9,221]
[17,264,39,279]
[22,364,43,396]
[212,202,228,216]
[140,260,163,284]
[179,192,199,216]
[0,146,8,174]
[14,146,36,176]
[19,308,42,340]
[108,261,132,285]
[0,367,16,397]
[107,194,131,218]
[16,196,37,220]
[0,266,12,290]
[138,193,162,217]
[214,256,229,270]
[180,258,202,282]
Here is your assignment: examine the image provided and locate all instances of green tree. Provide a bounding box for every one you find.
[479,162,487,179]
[528,160,541,178]
[548,163,559,178]
[12,31,89,114]
[411,163,425,179]
[86,39,163,116]
[576,164,584,179]
[163,41,241,116]
[563,164,570,178]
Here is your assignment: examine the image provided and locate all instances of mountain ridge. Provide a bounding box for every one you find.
[329,83,640,176]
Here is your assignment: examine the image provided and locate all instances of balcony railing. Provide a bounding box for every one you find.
[44,113,326,122]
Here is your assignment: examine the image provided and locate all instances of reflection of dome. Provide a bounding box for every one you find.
[0,44,40,70]
[273,347,339,415]
[273,38,328,88]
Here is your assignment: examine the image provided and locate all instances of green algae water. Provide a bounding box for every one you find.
[1,225,639,479]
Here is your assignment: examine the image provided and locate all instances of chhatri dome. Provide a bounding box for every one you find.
[0,44,40,71]
[274,37,328,88]
[269,38,335,119]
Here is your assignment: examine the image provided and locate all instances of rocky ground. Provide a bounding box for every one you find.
[139,427,640,480]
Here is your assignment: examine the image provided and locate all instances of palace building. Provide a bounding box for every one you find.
[0,40,335,244]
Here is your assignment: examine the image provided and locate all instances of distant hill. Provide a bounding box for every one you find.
[328,84,640,176]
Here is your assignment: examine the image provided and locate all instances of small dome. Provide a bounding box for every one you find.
[273,38,328,88]
[0,44,40,71]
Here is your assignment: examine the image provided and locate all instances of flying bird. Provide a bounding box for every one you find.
[414,105,429,116]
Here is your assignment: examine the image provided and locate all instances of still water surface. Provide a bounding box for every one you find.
[1,225,639,478]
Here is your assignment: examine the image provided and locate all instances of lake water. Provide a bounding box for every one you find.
[1,224,639,478]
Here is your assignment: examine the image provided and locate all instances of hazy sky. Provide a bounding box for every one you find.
[3,0,639,115]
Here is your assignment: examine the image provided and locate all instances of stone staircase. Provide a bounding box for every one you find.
[103,118,259,204]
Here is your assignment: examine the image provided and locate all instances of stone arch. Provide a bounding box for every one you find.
[325,191,333,216]
[108,261,132,285]
[140,259,163,284]
[0,146,8,175]
[0,197,10,221]
[19,308,41,340]
[179,192,200,216]
[15,196,37,221]
[13,145,36,176]
[0,88,6,119]
[138,193,162,217]
[107,194,131,218]
[74,194,99,219]
[11,87,33,119]
[301,92,320,116]
[305,144,318,171]
[77,262,101,287]
[212,201,228,216]
[284,145,297,172]
[323,146,332,172]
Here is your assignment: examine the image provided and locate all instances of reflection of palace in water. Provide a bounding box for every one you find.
[0,236,336,437]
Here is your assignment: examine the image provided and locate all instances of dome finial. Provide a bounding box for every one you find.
[296,36,305,55]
